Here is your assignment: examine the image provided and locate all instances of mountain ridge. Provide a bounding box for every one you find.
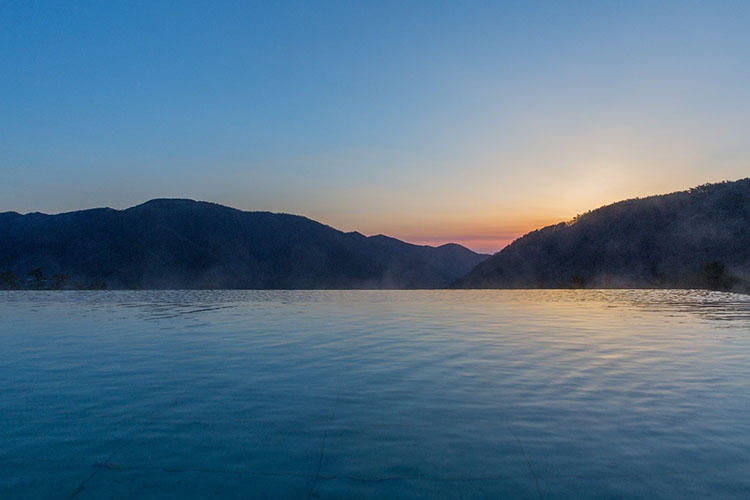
[0,199,487,290]
[453,178,750,292]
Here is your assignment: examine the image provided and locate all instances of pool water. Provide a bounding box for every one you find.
[1,290,749,498]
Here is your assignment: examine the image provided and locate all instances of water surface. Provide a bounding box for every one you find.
[1,290,749,498]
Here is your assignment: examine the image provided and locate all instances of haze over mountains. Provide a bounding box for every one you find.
[0,199,487,289]
[454,178,750,293]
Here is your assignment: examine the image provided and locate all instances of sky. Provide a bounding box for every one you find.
[2,1,749,254]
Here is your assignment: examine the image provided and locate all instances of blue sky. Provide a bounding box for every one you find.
[2,1,749,252]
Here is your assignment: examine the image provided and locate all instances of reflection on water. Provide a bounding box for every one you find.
[1,290,749,498]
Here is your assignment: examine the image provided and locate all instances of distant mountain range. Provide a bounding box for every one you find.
[454,178,750,292]
[3,179,749,292]
[0,199,487,289]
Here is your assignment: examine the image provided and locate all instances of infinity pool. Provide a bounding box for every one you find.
[2,290,749,498]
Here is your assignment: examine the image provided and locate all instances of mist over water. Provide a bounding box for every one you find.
[2,290,749,498]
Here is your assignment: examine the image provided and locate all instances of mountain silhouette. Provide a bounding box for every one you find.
[0,199,487,289]
[454,179,750,292]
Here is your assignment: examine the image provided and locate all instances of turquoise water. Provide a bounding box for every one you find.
[1,290,750,499]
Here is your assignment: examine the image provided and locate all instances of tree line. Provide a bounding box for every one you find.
[0,268,106,290]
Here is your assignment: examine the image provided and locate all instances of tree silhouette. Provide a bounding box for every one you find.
[28,267,44,289]
[700,261,734,291]
[52,273,69,290]
[0,271,20,290]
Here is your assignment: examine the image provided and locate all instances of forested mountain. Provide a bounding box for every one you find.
[454,179,750,292]
[0,199,487,289]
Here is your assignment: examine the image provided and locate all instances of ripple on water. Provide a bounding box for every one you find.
[1,289,749,498]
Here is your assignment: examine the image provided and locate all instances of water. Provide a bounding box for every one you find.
[1,290,749,499]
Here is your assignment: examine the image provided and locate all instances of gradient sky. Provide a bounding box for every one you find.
[2,1,749,253]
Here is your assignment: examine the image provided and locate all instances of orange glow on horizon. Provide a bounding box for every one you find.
[398,235,516,255]
[305,174,750,255]
[387,217,566,254]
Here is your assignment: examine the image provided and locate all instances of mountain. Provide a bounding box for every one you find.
[454,179,750,292]
[0,199,487,289]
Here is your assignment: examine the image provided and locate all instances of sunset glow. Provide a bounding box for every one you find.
[2,2,749,253]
